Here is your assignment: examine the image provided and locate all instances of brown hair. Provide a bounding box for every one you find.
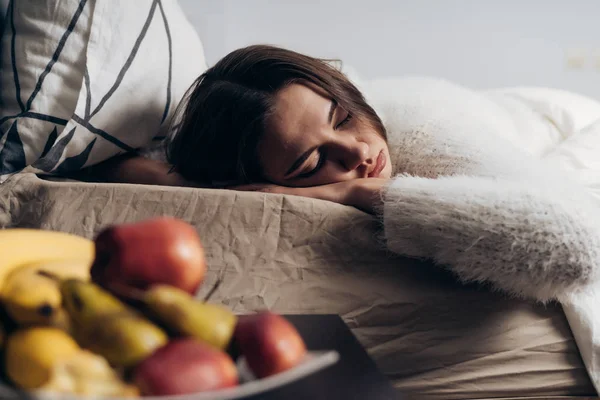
[166,45,386,185]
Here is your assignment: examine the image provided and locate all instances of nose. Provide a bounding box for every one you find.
[340,140,371,172]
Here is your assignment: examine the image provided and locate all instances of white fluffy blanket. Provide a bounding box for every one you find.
[500,89,600,393]
[350,72,600,392]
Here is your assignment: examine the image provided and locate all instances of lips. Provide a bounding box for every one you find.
[368,150,386,178]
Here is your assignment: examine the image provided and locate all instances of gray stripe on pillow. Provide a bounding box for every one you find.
[0,111,68,127]
[83,66,92,120]
[40,126,58,158]
[72,114,135,152]
[54,138,97,174]
[32,126,77,172]
[9,0,24,111]
[25,0,88,110]
[157,0,172,125]
[0,121,25,175]
[88,0,159,120]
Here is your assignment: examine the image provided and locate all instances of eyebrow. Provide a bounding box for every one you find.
[284,101,337,178]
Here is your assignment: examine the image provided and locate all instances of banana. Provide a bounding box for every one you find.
[0,229,94,289]
[1,259,92,327]
[14,258,92,281]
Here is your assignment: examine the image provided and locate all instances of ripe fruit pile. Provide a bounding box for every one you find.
[0,217,307,398]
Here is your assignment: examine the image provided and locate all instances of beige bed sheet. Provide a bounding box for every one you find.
[0,172,595,400]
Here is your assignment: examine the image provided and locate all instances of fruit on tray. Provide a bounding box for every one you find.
[0,229,92,330]
[18,258,92,281]
[0,229,94,287]
[0,219,310,398]
[0,319,4,348]
[60,279,168,368]
[235,311,308,378]
[142,284,237,350]
[0,259,91,326]
[133,339,238,396]
[91,217,206,294]
[5,326,138,396]
[5,327,81,389]
[41,349,139,397]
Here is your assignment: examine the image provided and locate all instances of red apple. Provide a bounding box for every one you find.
[133,339,238,396]
[91,217,206,295]
[235,312,307,378]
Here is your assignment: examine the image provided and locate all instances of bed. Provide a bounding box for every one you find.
[0,171,595,400]
[2,0,600,398]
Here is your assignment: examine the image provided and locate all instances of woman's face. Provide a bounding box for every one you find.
[257,84,392,187]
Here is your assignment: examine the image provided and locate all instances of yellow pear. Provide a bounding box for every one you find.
[41,350,139,397]
[144,285,237,350]
[60,279,168,367]
[5,327,80,389]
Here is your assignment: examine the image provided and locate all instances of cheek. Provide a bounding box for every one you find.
[318,162,342,182]
[383,159,393,179]
[296,163,350,187]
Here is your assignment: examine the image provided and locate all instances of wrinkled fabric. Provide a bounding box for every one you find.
[0,173,594,399]
[359,75,600,394]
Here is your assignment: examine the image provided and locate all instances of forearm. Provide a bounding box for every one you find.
[83,153,195,187]
[382,174,600,301]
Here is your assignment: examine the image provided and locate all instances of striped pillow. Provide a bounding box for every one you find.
[0,0,207,183]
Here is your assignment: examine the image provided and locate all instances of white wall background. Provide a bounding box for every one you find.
[179,0,600,100]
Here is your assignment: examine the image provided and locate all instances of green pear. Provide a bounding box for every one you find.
[60,279,168,367]
[143,285,237,350]
[61,279,130,322]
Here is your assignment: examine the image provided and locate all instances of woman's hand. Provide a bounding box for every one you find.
[230,178,389,215]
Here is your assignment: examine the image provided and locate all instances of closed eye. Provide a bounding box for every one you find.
[335,112,353,129]
[298,150,327,179]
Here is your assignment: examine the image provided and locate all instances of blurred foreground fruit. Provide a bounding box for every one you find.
[0,319,5,348]
[40,350,139,397]
[143,285,237,350]
[5,327,80,389]
[91,217,206,295]
[61,280,168,368]
[235,312,307,378]
[0,229,94,288]
[133,339,238,396]
[1,259,90,326]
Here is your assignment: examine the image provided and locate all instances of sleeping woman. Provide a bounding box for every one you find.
[93,44,600,302]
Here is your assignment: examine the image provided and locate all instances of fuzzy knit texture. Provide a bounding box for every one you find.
[363,77,600,302]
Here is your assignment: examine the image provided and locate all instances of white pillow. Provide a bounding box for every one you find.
[0,0,207,183]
